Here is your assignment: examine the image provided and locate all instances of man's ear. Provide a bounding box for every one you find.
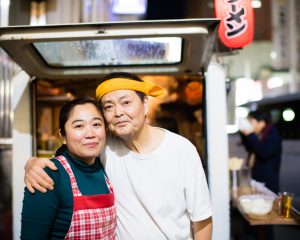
[143,96,149,116]
[59,129,66,144]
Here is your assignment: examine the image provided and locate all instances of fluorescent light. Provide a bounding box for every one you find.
[267,77,284,89]
[235,78,262,106]
[112,0,147,14]
[252,0,262,8]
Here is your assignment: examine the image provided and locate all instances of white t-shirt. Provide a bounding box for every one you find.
[102,129,212,240]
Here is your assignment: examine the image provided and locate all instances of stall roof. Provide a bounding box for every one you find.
[240,92,300,109]
[0,18,220,80]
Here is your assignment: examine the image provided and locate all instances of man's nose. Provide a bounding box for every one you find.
[114,104,124,117]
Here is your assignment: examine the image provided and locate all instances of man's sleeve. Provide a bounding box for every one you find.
[185,145,213,221]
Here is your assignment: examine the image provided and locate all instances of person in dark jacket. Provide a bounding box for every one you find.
[240,110,282,193]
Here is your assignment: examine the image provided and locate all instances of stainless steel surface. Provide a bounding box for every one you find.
[0,49,13,143]
[0,146,12,239]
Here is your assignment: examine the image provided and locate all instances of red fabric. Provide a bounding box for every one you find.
[261,124,272,141]
[214,0,254,48]
[73,194,114,211]
[55,156,116,240]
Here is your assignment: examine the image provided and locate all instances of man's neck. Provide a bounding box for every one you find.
[123,125,165,154]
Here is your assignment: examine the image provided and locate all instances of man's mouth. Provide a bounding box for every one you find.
[115,121,128,127]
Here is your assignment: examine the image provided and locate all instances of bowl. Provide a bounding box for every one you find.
[239,194,274,217]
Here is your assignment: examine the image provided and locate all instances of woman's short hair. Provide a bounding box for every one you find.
[248,110,271,124]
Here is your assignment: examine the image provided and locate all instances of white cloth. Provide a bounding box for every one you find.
[102,129,212,240]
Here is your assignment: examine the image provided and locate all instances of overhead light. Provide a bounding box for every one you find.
[252,0,262,8]
[270,51,277,59]
[282,109,295,122]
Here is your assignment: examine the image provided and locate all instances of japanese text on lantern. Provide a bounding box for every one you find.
[214,0,254,48]
[225,0,247,38]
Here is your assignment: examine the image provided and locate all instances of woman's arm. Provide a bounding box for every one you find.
[21,168,59,239]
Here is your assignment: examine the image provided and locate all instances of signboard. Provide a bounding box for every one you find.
[271,0,290,70]
[214,0,254,48]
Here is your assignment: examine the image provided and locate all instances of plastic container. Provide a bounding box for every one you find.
[239,194,274,217]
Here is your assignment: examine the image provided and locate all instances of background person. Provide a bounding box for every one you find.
[21,97,116,239]
[239,110,282,193]
[24,72,212,240]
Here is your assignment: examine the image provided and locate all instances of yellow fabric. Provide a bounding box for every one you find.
[96,78,165,100]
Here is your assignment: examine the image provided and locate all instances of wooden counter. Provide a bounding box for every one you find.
[231,182,300,226]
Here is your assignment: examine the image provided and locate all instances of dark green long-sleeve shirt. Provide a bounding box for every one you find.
[21,150,109,239]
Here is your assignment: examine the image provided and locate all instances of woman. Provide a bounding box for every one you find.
[240,110,282,193]
[21,97,116,239]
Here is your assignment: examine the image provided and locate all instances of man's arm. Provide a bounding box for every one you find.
[193,217,213,240]
[24,157,57,193]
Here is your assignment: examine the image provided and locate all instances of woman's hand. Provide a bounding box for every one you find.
[24,157,57,193]
[240,128,254,136]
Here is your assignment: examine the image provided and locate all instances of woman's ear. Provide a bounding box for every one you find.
[59,129,66,144]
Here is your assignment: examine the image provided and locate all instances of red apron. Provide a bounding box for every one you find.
[55,155,117,240]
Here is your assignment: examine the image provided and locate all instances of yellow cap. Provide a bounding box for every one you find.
[96,78,165,100]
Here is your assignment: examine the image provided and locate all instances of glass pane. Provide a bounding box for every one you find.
[33,37,182,67]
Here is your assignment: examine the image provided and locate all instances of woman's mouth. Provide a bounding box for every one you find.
[83,142,98,148]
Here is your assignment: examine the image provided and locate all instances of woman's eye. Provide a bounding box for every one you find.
[123,101,130,105]
[93,122,102,127]
[74,124,83,129]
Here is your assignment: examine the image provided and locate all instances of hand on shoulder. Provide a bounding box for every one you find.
[24,157,57,193]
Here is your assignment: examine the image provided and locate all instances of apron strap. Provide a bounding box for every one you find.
[55,155,82,196]
[55,155,113,195]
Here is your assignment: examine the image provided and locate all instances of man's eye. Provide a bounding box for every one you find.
[103,105,113,111]
[123,101,130,105]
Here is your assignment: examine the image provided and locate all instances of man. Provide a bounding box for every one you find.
[25,72,213,239]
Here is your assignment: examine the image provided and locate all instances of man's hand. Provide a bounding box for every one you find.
[24,157,57,193]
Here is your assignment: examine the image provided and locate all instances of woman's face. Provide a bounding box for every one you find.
[62,103,106,164]
[248,117,265,135]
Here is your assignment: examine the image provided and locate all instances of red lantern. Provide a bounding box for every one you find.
[214,0,254,48]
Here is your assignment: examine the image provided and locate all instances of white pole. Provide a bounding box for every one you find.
[12,70,32,239]
[0,0,10,27]
[206,62,230,240]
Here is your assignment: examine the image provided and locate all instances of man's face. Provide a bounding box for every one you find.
[101,89,148,139]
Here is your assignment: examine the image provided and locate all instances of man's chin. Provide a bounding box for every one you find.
[114,129,132,139]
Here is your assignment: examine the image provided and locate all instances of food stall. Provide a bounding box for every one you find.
[231,180,300,226]
[0,19,230,239]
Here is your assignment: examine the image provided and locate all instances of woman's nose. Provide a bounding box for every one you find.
[85,126,96,138]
